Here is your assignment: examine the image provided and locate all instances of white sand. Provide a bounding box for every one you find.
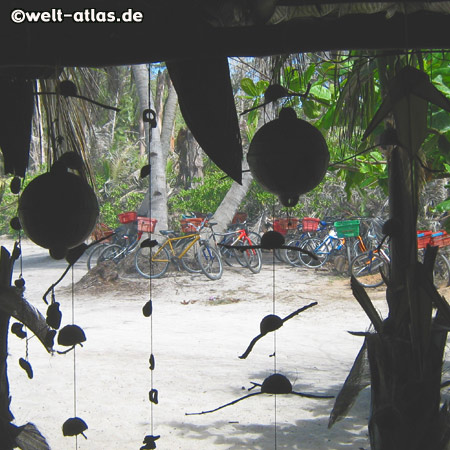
[4,238,395,449]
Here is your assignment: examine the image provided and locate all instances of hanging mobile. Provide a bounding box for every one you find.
[239,302,318,359]
[9,176,33,380]
[186,373,333,416]
[140,66,160,449]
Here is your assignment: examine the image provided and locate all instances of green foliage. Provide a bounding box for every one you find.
[95,174,145,229]
[168,166,232,220]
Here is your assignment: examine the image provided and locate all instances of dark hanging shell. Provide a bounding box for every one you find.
[62,417,88,438]
[10,217,21,231]
[141,434,160,450]
[260,231,285,249]
[44,329,56,349]
[260,315,283,335]
[10,176,21,194]
[261,373,292,395]
[140,164,151,178]
[57,324,86,347]
[140,239,158,249]
[19,358,33,379]
[46,302,62,330]
[14,277,25,288]
[57,80,78,97]
[11,322,27,339]
[142,300,153,317]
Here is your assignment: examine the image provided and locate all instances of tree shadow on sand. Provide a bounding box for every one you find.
[171,384,370,449]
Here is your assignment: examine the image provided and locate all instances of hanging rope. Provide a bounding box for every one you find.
[71,267,78,449]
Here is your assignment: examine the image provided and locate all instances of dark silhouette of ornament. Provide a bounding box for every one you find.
[247,107,329,207]
[239,302,317,359]
[219,230,317,259]
[46,302,62,330]
[62,417,88,439]
[142,300,153,317]
[186,373,333,415]
[10,176,21,194]
[18,154,99,259]
[140,435,160,449]
[57,324,86,354]
[19,358,33,379]
[11,322,27,339]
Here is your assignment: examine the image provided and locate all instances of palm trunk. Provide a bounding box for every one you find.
[132,64,170,231]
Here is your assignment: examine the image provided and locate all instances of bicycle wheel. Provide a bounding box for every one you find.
[98,244,124,265]
[135,244,170,279]
[284,237,308,267]
[298,237,329,268]
[243,247,262,273]
[350,251,388,288]
[180,239,202,273]
[218,236,241,267]
[87,243,108,270]
[197,244,223,280]
[433,253,450,289]
[247,231,262,246]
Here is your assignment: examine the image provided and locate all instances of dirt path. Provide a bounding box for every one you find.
[4,238,395,449]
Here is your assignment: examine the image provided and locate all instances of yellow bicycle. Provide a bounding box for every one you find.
[134,218,223,280]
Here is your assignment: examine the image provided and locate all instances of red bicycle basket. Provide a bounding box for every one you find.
[302,217,320,232]
[137,217,157,233]
[118,211,137,224]
[417,230,433,249]
[273,218,299,235]
[180,217,205,233]
[430,231,450,248]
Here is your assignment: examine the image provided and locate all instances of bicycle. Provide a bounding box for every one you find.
[135,216,223,280]
[350,230,450,288]
[283,217,330,267]
[211,221,262,273]
[88,213,155,269]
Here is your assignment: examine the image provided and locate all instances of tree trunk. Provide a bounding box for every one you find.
[132,64,171,232]
[212,162,253,232]
[175,128,203,189]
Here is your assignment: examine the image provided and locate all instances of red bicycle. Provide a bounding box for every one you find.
[211,222,262,273]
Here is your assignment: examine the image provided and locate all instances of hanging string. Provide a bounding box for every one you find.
[72,266,78,449]
[271,197,278,450]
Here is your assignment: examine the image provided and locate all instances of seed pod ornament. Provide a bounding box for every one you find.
[18,153,99,259]
[62,417,88,439]
[247,107,329,207]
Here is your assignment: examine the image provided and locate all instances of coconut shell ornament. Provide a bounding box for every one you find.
[247,107,329,207]
[18,154,99,258]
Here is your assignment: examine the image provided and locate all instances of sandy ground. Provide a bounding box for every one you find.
[1,237,417,449]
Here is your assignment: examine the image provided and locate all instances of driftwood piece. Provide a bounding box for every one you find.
[0,286,53,353]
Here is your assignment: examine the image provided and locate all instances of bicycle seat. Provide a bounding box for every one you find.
[208,222,217,226]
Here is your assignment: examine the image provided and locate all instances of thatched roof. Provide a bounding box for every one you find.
[2,1,450,181]
[1,1,450,68]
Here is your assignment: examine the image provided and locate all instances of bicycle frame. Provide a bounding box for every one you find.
[152,232,200,262]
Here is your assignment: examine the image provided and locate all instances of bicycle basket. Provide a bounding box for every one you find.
[137,217,157,233]
[430,231,450,248]
[334,220,360,238]
[417,230,433,249]
[180,217,204,233]
[273,218,299,235]
[302,217,320,232]
[118,211,137,224]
